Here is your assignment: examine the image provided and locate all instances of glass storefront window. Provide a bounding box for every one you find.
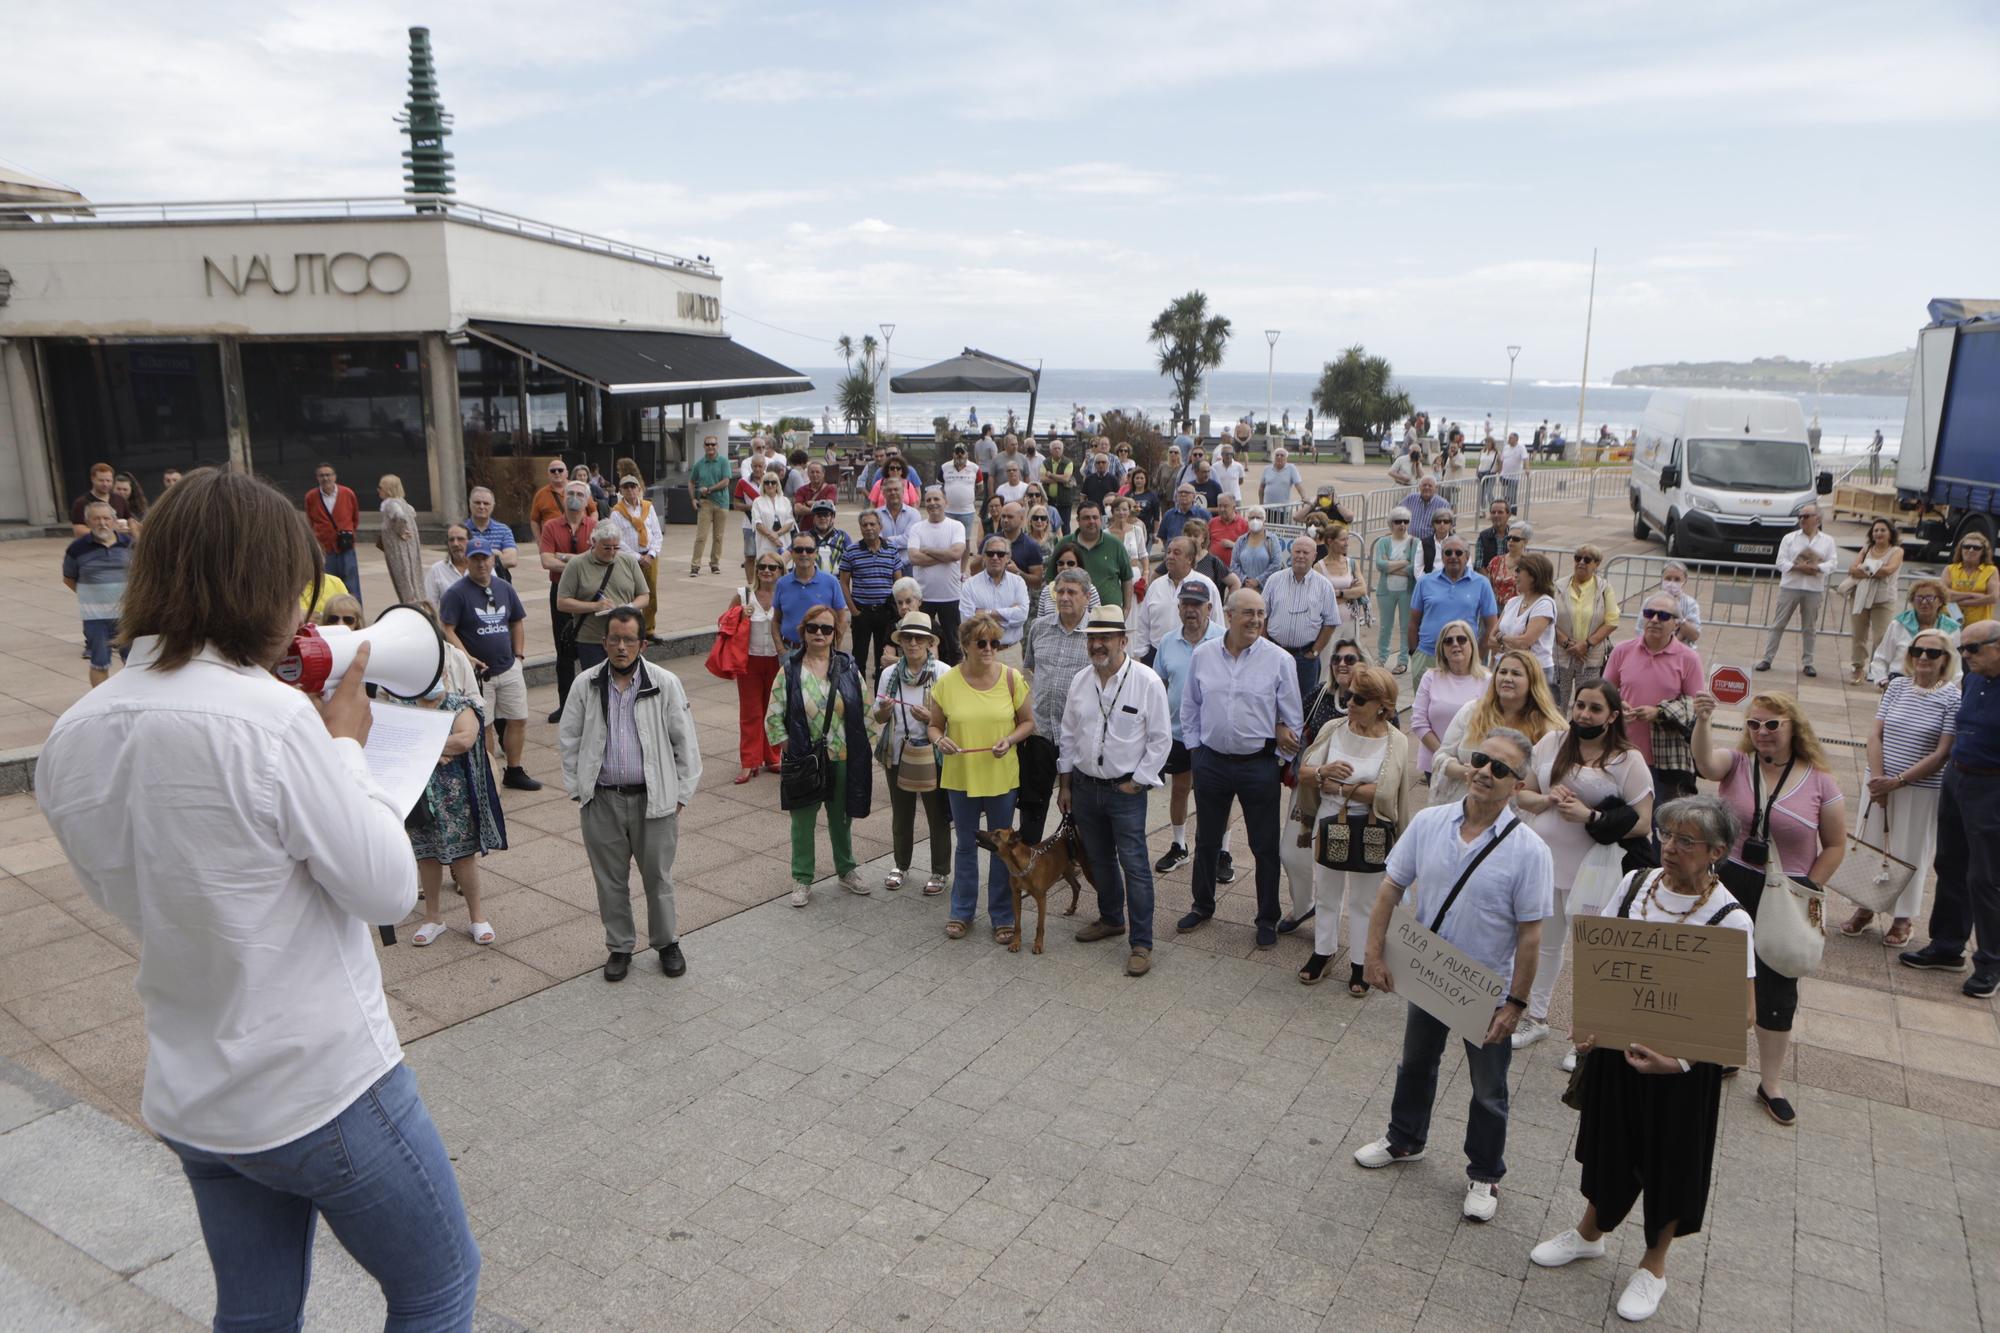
[43,341,231,508]
[241,341,430,508]
[455,342,572,457]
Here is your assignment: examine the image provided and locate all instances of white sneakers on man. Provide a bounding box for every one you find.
[1352,1137,1424,1168]
[1530,1228,1606,1267]
[1462,1181,1498,1221]
[1616,1269,1669,1321]
[1511,1017,1550,1049]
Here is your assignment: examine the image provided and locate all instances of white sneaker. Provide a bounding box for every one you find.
[1531,1228,1606,1268]
[1462,1181,1498,1222]
[1616,1269,1668,1322]
[1511,1017,1549,1049]
[790,886,810,908]
[1560,1047,1579,1073]
[1353,1137,1423,1169]
[839,871,870,895]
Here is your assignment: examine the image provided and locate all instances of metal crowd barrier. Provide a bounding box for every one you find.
[1579,551,1929,640]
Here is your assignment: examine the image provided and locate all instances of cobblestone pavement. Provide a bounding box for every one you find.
[5,857,1998,1331]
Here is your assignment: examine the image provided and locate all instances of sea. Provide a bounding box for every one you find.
[720,369,1906,456]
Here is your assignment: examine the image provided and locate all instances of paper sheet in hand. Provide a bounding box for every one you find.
[1571,918,1748,1066]
[1381,905,1507,1044]
[362,700,456,817]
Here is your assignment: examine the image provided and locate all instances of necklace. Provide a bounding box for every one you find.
[1643,871,1718,923]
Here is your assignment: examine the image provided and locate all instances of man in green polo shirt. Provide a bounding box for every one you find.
[557,527,649,668]
[688,434,734,577]
[1068,498,1133,612]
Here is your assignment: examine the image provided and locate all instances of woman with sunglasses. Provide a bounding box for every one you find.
[1372,508,1419,673]
[1410,618,1488,786]
[1512,679,1653,1053]
[1026,506,1059,564]
[875,612,952,897]
[1945,533,1996,626]
[750,469,797,562]
[1552,545,1619,708]
[1691,691,1848,1127]
[728,558,785,783]
[1842,631,1959,946]
[767,604,872,907]
[1495,551,1558,679]
[1430,648,1566,807]
[928,611,1035,944]
[1867,578,1961,686]
[1484,519,1531,609]
[1840,518,1906,684]
[1034,545,1102,621]
[866,459,920,511]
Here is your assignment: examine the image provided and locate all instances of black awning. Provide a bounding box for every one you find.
[465,319,813,406]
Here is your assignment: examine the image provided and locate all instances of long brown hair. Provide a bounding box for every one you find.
[120,468,320,671]
[1462,648,1566,747]
[1548,677,1636,788]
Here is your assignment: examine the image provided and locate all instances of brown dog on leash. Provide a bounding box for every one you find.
[974,818,1096,955]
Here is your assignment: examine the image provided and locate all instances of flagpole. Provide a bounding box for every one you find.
[1574,247,1596,460]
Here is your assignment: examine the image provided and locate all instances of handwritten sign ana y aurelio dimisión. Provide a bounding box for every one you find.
[1570,916,1749,1067]
[1382,905,1509,1044]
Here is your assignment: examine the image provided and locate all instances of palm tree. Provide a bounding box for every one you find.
[836,334,854,376]
[1310,345,1413,444]
[838,371,877,438]
[1148,291,1232,431]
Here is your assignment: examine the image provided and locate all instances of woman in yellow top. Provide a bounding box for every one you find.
[1552,544,1619,707]
[928,610,1035,942]
[1945,533,1996,626]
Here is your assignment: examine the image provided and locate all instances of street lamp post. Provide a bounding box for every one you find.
[1265,329,1280,457]
[1503,344,1522,444]
[879,322,896,443]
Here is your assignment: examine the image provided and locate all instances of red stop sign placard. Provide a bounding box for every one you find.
[1709,664,1751,705]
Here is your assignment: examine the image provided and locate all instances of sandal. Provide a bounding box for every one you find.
[944,920,968,940]
[1839,909,1874,938]
[884,869,905,892]
[734,769,755,785]
[1299,953,1333,986]
[412,921,448,947]
[922,877,946,896]
[468,921,495,945]
[994,926,1017,946]
[1883,919,1914,948]
[1348,963,1369,998]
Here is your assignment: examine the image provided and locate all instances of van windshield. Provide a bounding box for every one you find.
[1686,439,1812,492]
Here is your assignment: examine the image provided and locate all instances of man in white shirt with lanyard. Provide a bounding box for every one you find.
[1757,503,1838,677]
[1352,725,1554,1224]
[1058,606,1173,977]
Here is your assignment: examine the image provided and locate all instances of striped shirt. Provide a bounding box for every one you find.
[1261,567,1342,650]
[840,539,905,606]
[63,533,133,623]
[598,673,646,786]
[1877,676,1959,790]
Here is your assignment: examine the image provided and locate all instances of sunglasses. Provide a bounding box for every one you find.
[1746,718,1786,732]
[1440,635,1470,646]
[1468,752,1519,781]
[756,563,781,572]
[328,615,359,627]
[1332,654,1362,665]
[1910,646,1949,661]
[971,638,1001,650]
[1641,608,1678,622]
[1391,518,1409,525]
[802,622,836,636]
[1508,535,1526,544]
[984,549,1009,558]
[548,467,566,475]
[1575,555,1599,565]
[1031,515,1049,523]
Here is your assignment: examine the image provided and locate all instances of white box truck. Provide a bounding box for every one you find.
[1627,390,1832,563]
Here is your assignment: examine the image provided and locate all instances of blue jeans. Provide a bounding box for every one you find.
[324,548,361,610]
[162,1063,479,1332]
[1070,774,1154,949]
[83,618,129,671]
[1285,645,1322,704]
[1386,1004,1514,1183]
[947,789,1016,926]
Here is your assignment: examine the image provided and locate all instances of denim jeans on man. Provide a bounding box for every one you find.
[948,790,1016,926]
[325,547,362,611]
[1070,774,1155,948]
[162,1063,479,1331]
[1387,1005,1514,1183]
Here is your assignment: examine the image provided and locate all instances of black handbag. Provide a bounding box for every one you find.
[1315,812,1396,874]
[779,667,839,811]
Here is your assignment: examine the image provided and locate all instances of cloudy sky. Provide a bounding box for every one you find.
[6,0,1993,380]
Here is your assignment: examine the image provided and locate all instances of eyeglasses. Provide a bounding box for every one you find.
[1575,555,1599,565]
[756,563,781,572]
[1910,646,1949,661]
[1332,654,1362,665]
[1468,752,1519,781]
[1641,608,1678,622]
[802,622,836,636]
[1440,635,1470,646]
[1746,718,1786,732]
[328,615,359,627]
[1658,832,1709,852]
[970,637,1000,650]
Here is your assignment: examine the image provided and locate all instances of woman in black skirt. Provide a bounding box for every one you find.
[1529,795,1757,1324]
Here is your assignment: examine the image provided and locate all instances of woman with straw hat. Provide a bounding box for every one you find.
[874,611,952,897]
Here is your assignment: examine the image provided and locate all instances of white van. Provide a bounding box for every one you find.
[1628,390,1831,563]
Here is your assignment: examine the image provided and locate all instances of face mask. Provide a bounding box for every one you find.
[1661,579,1682,596]
[1248,518,1264,532]
[1571,721,1607,741]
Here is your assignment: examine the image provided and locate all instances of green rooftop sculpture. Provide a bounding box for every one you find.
[395,26,454,208]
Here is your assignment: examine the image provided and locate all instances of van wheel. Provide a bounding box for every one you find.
[1665,520,1688,558]
[1632,511,1649,541]
[1629,489,1641,513]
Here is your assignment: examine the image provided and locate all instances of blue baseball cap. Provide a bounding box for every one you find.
[465,536,496,558]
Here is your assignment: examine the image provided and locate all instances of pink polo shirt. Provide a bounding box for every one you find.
[1603,635,1704,766]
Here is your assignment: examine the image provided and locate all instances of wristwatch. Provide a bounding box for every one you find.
[1502,995,1527,1011]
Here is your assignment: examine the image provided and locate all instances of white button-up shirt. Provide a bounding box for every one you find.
[1262,566,1342,650]
[35,640,419,1153]
[1058,657,1173,788]
[1775,528,1839,592]
[1128,570,1222,660]
[958,568,1031,645]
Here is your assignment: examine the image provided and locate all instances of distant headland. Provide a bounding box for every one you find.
[1611,351,1911,395]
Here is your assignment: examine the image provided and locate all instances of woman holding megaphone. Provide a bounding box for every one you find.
[33,469,481,1327]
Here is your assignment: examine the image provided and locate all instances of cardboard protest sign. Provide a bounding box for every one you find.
[1570,917,1749,1067]
[1382,906,1507,1044]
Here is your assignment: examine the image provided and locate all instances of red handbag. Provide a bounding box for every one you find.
[705,593,751,681]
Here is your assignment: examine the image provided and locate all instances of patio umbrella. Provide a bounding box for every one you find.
[889,348,1042,434]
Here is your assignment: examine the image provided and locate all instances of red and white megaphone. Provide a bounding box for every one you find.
[273,603,446,700]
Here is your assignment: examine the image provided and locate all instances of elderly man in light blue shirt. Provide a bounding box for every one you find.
[1263,536,1341,702]
[959,534,1031,654]
[1408,536,1499,687]
[1178,587,1304,950]
[1353,725,1552,1225]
